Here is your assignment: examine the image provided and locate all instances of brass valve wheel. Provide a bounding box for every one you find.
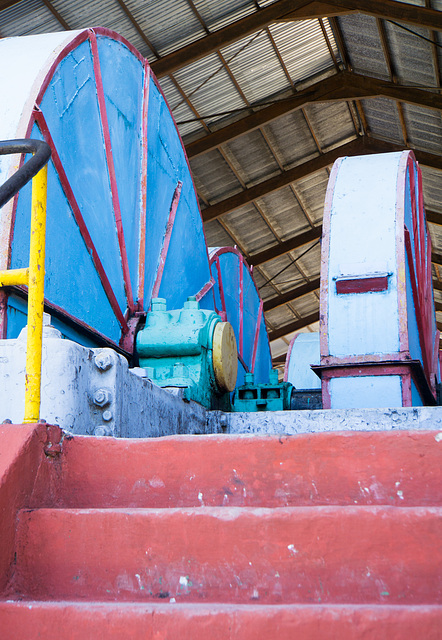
[212,321,238,392]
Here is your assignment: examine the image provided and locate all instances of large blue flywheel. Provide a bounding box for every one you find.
[0,29,214,354]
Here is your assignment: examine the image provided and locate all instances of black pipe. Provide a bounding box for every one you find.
[0,139,51,208]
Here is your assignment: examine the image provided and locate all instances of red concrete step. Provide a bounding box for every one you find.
[54,431,442,508]
[1,601,442,640]
[14,505,442,604]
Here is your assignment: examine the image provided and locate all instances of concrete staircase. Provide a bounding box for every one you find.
[1,423,442,638]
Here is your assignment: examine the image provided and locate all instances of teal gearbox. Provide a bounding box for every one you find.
[136,297,237,410]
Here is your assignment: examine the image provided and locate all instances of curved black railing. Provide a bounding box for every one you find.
[0,139,51,208]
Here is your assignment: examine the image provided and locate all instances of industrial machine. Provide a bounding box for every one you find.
[0,28,272,430]
[286,150,441,409]
[1,29,440,425]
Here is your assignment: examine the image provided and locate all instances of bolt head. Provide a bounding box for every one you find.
[94,351,113,371]
[93,388,112,407]
[94,425,112,437]
[102,410,113,422]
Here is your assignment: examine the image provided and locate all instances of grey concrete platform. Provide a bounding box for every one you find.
[224,406,442,435]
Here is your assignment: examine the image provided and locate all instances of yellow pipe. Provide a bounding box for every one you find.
[23,164,47,423]
[0,268,29,286]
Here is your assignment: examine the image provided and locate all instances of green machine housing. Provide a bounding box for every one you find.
[232,369,293,412]
[136,297,237,410]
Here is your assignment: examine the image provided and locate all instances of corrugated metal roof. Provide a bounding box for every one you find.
[268,20,338,84]
[192,0,257,32]
[421,166,442,212]
[219,29,291,104]
[189,148,242,202]
[384,20,435,86]
[256,186,312,240]
[205,220,235,248]
[223,203,277,253]
[292,170,330,226]
[302,102,356,149]
[262,110,319,169]
[223,129,280,185]
[337,14,390,80]
[402,104,442,154]
[169,52,247,126]
[123,0,206,57]
[0,0,60,36]
[361,97,403,141]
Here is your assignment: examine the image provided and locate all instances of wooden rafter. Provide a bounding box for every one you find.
[264,277,321,312]
[201,136,442,223]
[249,228,322,267]
[268,311,320,342]
[186,71,442,158]
[144,0,442,77]
[40,0,70,30]
[251,208,442,269]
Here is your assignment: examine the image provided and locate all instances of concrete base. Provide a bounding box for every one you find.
[226,406,442,435]
[0,328,213,437]
[2,330,442,438]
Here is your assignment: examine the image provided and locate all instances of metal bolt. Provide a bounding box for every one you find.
[94,425,112,437]
[102,410,113,422]
[151,298,167,312]
[94,351,113,371]
[93,388,112,407]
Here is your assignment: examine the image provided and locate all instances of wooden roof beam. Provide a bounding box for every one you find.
[268,311,320,342]
[147,0,442,78]
[250,221,442,269]
[263,277,321,312]
[250,227,322,267]
[281,0,442,29]
[1,0,441,71]
[186,71,442,158]
[202,136,442,224]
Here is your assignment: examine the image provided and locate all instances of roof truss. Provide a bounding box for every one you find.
[201,136,442,224]
[149,0,442,77]
[186,72,442,159]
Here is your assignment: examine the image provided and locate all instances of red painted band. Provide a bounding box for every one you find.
[321,352,411,367]
[35,31,91,105]
[395,150,409,354]
[137,61,150,310]
[34,110,128,333]
[10,284,128,354]
[283,332,300,382]
[251,300,263,373]
[214,257,227,319]
[335,275,389,294]
[321,364,413,379]
[404,224,431,386]
[402,371,412,406]
[195,277,215,302]
[151,181,183,300]
[90,27,145,63]
[90,31,135,313]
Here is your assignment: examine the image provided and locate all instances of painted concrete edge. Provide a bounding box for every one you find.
[226,406,442,435]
